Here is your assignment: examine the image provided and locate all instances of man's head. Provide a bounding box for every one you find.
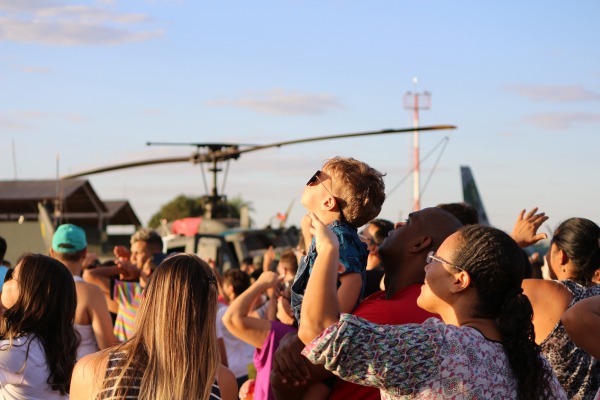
[222,269,251,302]
[436,202,479,226]
[301,157,386,228]
[360,218,394,256]
[50,224,87,263]
[130,228,163,268]
[277,249,298,281]
[377,208,462,293]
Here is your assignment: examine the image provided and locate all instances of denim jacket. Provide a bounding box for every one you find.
[290,219,368,323]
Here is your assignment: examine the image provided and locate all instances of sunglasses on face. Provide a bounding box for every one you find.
[306,170,335,198]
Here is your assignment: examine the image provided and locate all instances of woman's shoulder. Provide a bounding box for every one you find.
[69,350,111,400]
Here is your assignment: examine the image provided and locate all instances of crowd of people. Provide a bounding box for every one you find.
[0,156,599,399]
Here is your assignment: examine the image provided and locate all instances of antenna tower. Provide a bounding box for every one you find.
[404,78,431,211]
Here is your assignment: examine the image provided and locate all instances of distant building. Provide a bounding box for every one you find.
[0,179,141,263]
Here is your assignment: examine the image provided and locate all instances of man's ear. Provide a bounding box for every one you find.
[408,236,432,253]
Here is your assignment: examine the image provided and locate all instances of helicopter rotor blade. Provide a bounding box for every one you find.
[61,156,194,179]
[211,124,456,159]
[61,124,456,179]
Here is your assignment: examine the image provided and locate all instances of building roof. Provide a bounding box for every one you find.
[102,200,142,226]
[0,180,140,226]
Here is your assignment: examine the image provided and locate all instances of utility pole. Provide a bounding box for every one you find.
[404,78,430,211]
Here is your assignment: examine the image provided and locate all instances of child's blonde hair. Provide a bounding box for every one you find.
[323,157,386,228]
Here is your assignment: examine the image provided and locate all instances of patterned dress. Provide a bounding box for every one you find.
[303,314,567,399]
[541,280,600,399]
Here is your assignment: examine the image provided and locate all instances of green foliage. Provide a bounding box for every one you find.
[228,195,255,214]
[148,195,205,228]
[147,195,254,228]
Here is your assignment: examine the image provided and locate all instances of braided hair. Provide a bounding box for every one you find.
[452,225,554,400]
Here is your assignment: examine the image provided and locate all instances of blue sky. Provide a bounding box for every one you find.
[2,0,599,234]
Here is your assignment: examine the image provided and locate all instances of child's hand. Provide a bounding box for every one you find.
[308,212,339,254]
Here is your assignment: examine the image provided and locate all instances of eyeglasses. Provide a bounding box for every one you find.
[426,251,465,272]
[306,170,336,198]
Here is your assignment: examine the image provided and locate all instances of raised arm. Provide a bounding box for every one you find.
[298,213,341,345]
[83,265,119,294]
[86,284,120,348]
[561,295,600,359]
[511,207,549,248]
[222,271,283,348]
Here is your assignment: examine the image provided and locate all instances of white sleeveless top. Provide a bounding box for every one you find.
[73,276,100,360]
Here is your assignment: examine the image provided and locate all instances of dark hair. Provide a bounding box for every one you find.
[53,249,86,263]
[223,269,251,296]
[0,236,6,260]
[0,253,79,395]
[436,202,479,225]
[520,248,533,279]
[250,269,263,282]
[369,219,394,245]
[279,249,298,276]
[552,217,600,286]
[452,225,554,400]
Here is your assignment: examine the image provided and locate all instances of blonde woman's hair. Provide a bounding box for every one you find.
[99,253,220,399]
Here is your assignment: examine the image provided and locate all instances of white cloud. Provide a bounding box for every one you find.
[21,65,52,74]
[505,84,600,102]
[0,1,162,46]
[0,116,32,130]
[0,110,89,131]
[523,112,600,131]
[205,89,345,116]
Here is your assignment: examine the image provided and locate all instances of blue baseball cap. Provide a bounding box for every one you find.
[52,224,87,253]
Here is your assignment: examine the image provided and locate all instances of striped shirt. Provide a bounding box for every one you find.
[113,281,143,342]
[98,352,222,399]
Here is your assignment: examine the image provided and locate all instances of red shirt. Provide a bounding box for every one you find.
[328,284,437,400]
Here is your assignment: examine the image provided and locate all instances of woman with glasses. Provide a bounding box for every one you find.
[520,217,600,399]
[70,253,237,400]
[297,214,566,399]
[0,253,79,399]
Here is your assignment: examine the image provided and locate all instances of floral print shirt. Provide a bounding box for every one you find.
[303,314,567,399]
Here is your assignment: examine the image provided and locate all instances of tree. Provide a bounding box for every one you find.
[148,195,204,228]
[147,195,254,228]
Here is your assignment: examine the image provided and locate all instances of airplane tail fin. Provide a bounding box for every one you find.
[460,166,490,226]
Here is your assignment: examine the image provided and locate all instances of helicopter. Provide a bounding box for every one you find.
[61,124,456,271]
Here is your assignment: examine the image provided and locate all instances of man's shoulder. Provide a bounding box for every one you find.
[353,285,433,324]
[76,280,107,304]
